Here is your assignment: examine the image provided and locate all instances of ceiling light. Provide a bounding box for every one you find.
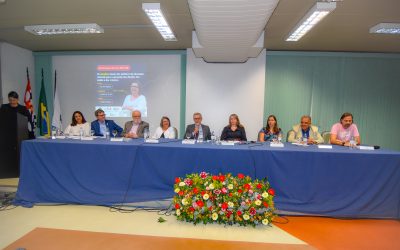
[286,1,336,42]
[24,23,104,36]
[142,3,177,41]
[370,23,400,34]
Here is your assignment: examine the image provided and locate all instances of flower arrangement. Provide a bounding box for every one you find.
[173,172,275,227]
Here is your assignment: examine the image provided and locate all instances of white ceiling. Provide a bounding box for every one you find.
[0,0,399,53]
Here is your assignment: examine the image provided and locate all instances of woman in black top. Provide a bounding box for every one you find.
[220,114,247,141]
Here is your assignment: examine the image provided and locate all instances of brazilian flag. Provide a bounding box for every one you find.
[37,69,50,136]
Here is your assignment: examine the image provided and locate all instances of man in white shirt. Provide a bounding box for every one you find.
[122,110,149,138]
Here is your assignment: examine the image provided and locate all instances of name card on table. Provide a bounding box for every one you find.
[318,144,333,149]
[358,146,374,150]
[220,141,236,146]
[145,139,159,144]
[270,142,284,148]
[81,137,94,141]
[182,139,196,144]
[110,137,124,142]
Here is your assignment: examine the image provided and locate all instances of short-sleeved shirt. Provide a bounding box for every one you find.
[330,123,360,141]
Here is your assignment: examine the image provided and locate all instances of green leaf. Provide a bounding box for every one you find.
[158,217,167,223]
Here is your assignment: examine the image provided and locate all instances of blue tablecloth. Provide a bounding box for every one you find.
[14,139,400,218]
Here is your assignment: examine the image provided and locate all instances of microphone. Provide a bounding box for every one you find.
[374,145,380,149]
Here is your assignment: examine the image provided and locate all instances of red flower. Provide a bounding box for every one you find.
[238,189,243,194]
[229,193,233,197]
[257,183,262,189]
[221,187,227,194]
[263,201,269,208]
[188,207,195,212]
[244,183,251,190]
[249,207,256,216]
[184,179,193,186]
[175,203,180,209]
[237,173,245,179]
[236,211,242,216]
[196,200,204,208]
[208,206,213,211]
[193,188,199,194]
[178,190,184,196]
[226,211,232,218]
[219,175,225,182]
[200,172,208,179]
[212,175,219,181]
[175,177,181,184]
[257,194,261,200]
[268,188,275,196]
[201,191,206,196]
[221,202,228,210]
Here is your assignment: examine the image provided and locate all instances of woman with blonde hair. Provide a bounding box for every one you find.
[220,114,247,141]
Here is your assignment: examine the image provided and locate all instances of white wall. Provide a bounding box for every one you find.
[186,49,266,141]
[0,42,34,105]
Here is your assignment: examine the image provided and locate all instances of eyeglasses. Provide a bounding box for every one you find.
[193,117,201,120]
[133,116,141,118]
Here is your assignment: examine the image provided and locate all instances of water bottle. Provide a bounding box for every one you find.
[278,133,282,144]
[144,127,149,139]
[105,127,110,139]
[349,136,356,149]
[79,127,84,140]
[302,136,307,145]
[198,131,203,143]
[211,131,216,144]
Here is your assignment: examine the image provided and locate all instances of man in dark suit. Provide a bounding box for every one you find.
[184,112,211,140]
[91,109,122,137]
[122,110,149,138]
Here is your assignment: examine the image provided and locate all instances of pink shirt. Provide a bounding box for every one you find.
[129,123,139,134]
[330,123,360,141]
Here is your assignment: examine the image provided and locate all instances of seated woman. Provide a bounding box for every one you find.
[259,115,282,142]
[153,116,176,139]
[64,111,91,136]
[220,114,247,141]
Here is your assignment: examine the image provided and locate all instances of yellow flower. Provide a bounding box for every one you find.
[212,213,218,220]
[228,184,234,190]
[243,214,250,220]
[179,182,186,187]
[228,201,234,208]
[209,183,215,190]
[174,188,180,193]
[255,199,262,206]
[176,209,181,216]
[182,198,188,205]
[262,218,269,225]
[262,192,269,198]
[203,193,210,200]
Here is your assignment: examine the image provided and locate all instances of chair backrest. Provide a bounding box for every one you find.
[321,131,331,144]
[286,130,294,142]
[173,127,178,139]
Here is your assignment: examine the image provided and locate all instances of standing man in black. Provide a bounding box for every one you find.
[0,91,33,177]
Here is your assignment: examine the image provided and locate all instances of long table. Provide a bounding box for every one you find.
[14,138,400,218]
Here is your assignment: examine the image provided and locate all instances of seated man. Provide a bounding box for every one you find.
[91,109,122,137]
[184,112,211,140]
[288,115,324,144]
[122,110,149,138]
[330,112,360,146]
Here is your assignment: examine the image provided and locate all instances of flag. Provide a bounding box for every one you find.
[51,70,62,130]
[37,68,50,136]
[24,68,35,137]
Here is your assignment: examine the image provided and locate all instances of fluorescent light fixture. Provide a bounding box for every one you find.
[24,23,104,35]
[286,2,336,42]
[370,23,400,34]
[142,3,177,41]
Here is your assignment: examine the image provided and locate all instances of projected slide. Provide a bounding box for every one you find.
[95,64,147,117]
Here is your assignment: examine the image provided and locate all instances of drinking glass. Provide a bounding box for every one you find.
[112,130,118,138]
[90,130,95,137]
